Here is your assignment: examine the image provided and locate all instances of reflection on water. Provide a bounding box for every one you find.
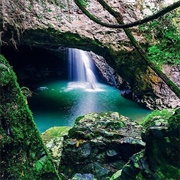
[28,80,151,132]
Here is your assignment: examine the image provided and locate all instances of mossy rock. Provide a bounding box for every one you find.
[59,112,145,179]
[42,126,71,143]
[141,109,175,130]
[117,108,180,180]
[0,54,60,179]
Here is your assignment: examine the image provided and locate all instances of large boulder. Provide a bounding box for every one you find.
[59,112,145,179]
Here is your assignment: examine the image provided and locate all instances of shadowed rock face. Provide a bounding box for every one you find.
[117,108,180,180]
[1,0,179,109]
[59,112,145,179]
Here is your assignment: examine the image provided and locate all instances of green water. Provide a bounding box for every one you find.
[28,80,151,132]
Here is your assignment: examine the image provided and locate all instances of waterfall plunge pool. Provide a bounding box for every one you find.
[28,79,151,133]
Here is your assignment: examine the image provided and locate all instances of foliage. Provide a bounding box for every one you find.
[41,126,70,143]
[141,109,175,129]
[139,10,180,66]
[79,0,89,7]
[110,170,122,180]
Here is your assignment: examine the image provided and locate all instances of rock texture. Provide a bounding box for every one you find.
[42,126,70,168]
[130,65,180,110]
[50,109,179,180]
[89,52,180,110]
[90,51,119,87]
[59,112,145,179]
[115,108,180,179]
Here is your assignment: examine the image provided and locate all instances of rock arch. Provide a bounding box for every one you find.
[1,0,179,109]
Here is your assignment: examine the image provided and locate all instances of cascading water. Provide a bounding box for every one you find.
[68,48,97,89]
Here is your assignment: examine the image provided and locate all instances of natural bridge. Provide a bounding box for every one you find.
[1,0,179,109]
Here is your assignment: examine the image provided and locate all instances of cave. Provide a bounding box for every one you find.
[1,46,68,88]
[1,45,151,133]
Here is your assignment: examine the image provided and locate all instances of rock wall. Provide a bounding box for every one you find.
[90,52,180,110]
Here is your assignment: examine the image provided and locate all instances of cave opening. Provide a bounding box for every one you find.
[1,46,151,132]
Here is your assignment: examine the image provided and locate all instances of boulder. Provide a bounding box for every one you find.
[42,126,71,168]
[59,112,145,179]
[112,108,180,179]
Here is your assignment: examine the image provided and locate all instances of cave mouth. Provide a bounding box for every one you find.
[1,46,151,133]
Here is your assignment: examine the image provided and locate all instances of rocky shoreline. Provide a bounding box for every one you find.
[42,109,180,180]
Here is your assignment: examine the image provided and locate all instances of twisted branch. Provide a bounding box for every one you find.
[74,0,180,29]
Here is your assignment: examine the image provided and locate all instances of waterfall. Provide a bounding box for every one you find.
[68,48,97,89]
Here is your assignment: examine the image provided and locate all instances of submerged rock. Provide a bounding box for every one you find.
[59,112,145,179]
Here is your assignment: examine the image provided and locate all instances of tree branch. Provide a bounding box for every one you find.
[96,0,180,99]
[74,0,180,98]
[74,0,180,29]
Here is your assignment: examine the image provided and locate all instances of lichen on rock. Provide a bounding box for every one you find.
[42,126,70,168]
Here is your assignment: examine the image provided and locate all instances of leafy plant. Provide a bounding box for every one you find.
[79,0,89,7]
[139,10,180,66]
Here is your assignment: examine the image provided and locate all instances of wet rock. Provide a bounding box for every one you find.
[106,149,118,157]
[76,143,91,159]
[136,65,180,110]
[93,162,110,179]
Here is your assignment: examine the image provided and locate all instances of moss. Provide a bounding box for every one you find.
[168,108,180,130]
[0,54,60,179]
[75,115,85,124]
[135,172,144,180]
[141,109,175,129]
[24,28,105,55]
[106,121,125,129]
[117,108,180,180]
[110,170,122,180]
[143,108,180,180]
[41,126,71,143]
